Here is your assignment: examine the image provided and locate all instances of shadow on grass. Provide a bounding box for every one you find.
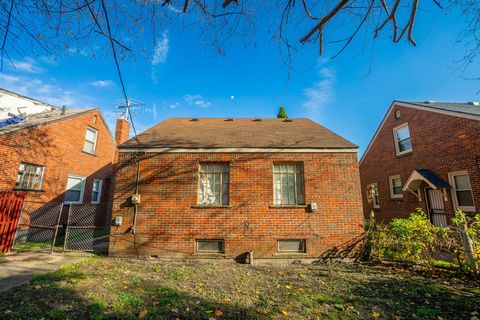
[350,276,480,319]
[0,270,263,320]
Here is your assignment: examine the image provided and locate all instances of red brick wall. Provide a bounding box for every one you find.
[359,104,480,222]
[109,151,364,259]
[0,110,116,223]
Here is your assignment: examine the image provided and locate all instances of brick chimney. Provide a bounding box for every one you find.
[115,116,130,145]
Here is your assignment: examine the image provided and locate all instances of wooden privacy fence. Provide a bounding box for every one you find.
[0,191,25,253]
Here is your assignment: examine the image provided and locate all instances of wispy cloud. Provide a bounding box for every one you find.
[152,31,170,66]
[0,74,81,107]
[168,102,179,109]
[301,66,335,120]
[90,80,115,88]
[184,94,211,108]
[9,57,45,73]
[151,31,169,84]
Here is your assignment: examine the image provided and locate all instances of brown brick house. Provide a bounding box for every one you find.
[109,118,364,261]
[359,101,480,226]
[0,88,120,242]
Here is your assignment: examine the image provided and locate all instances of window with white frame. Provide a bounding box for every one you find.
[64,175,86,204]
[370,183,380,208]
[83,127,98,154]
[449,171,475,212]
[278,239,306,253]
[91,179,103,204]
[198,163,229,205]
[16,163,44,190]
[273,163,305,206]
[393,124,412,155]
[389,175,403,198]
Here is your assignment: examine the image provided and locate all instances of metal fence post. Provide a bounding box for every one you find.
[51,203,64,254]
[64,205,72,251]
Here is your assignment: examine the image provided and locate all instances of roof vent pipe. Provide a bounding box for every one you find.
[61,105,66,115]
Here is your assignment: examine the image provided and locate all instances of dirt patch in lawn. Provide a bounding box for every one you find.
[0,257,478,319]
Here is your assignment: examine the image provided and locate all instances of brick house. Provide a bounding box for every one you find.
[359,101,480,226]
[109,118,364,261]
[0,88,120,233]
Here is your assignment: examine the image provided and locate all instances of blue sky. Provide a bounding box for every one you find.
[1,4,479,156]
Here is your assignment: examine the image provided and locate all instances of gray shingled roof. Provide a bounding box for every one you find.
[119,117,357,149]
[397,100,480,117]
[416,169,450,189]
[0,108,96,135]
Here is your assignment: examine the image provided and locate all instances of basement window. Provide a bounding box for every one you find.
[16,163,44,191]
[278,239,306,253]
[196,240,224,253]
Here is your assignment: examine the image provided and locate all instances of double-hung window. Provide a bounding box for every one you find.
[449,171,475,212]
[369,183,380,209]
[83,127,98,154]
[91,179,103,204]
[16,163,44,190]
[64,175,86,204]
[393,124,412,155]
[273,163,305,206]
[389,175,403,198]
[198,163,229,205]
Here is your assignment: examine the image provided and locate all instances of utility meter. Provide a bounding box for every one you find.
[131,194,141,204]
[114,216,123,226]
[310,202,318,212]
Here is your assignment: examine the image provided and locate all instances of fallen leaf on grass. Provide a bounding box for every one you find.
[285,285,292,289]
[281,310,289,316]
[214,309,223,317]
[138,309,148,318]
[220,299,230,305]
[278,271,285,277]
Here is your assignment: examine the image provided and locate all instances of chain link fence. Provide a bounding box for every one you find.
[64,204,109,252]
[13,201,109,253]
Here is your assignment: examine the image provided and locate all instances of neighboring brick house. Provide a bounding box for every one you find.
[0,88,120,229]
[359,101,480,226]
[109,118,364,261]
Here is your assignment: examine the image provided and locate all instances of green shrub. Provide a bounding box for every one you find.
[365,209,480,271]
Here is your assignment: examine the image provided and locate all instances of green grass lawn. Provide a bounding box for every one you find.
[0,256,478,319]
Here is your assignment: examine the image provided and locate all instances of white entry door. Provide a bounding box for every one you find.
[426,189,448,227]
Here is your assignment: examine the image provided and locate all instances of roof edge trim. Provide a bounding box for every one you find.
[118,147,358,153]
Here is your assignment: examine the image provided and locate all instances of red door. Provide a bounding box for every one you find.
[0,192,25,253]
